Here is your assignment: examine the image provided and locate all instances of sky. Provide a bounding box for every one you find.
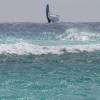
[0,0,100,22]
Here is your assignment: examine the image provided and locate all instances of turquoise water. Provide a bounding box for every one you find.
[0,52,100,100]
[0,23,100,100]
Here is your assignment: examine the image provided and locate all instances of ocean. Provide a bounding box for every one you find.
[0,22,100,100]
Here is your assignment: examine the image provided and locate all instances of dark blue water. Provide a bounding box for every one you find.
[0,22,100,100]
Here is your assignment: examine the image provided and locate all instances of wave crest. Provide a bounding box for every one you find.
[57,28,100,41]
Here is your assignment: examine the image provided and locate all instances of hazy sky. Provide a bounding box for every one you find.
[0,0,100,22]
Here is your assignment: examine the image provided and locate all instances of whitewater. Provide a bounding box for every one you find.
[0,22,100,55]
[0,22,100,100]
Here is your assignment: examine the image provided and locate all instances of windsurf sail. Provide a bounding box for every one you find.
[46,4,51,23]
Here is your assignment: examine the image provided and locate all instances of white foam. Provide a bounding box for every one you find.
[0,42,100,55]
[57,28,100,41]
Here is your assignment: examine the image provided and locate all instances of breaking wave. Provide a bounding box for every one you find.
[57,28,100,41]
[0,42,100,55]
[0,23,100,55]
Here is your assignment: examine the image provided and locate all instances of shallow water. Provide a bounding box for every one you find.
[0,22,100,100]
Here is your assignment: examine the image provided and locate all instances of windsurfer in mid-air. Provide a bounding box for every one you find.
[46,4,60,23]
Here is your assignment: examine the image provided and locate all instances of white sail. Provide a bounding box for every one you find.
[49,13,60,23]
